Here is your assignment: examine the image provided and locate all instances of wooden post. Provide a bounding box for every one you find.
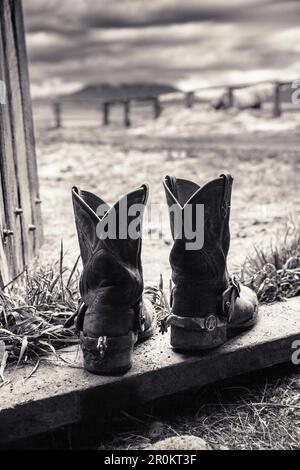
[153,97,162,119]
[227,87,234,108]
[273,82,281,117]
[103,102,110,126]
[0,0,42,285]
[53,102,61,128]
[124,100,131,127]
[185,91,194,108]
[0,80,6,104]
[11,0,43,252]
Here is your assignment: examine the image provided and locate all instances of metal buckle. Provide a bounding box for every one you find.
[96,336,108,359]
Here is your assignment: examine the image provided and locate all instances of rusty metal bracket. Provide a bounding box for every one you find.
[3,229,14,244]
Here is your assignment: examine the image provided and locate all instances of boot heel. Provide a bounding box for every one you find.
[80,331,137,375]
[170,316,227,351]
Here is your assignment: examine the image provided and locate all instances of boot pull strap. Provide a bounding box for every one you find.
[222,276,241,322]
[64,300,87,332]
[219,174,233,218]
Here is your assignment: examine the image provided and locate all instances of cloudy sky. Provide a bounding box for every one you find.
[23,0,300,97]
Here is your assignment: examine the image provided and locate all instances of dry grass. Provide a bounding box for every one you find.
[97,365,300,450]
[0,249,167,375]
[0,245,80,376]
[243,221,300,303]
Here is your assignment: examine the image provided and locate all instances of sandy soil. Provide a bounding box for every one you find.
[35,107,300,286]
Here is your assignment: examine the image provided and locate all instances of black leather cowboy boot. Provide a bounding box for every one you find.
[68,184,156,374]
[162,174,258,351]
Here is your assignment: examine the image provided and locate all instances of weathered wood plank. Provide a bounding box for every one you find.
[9,0,43,251]
[0,175,9,287]
[0,297,299,443]
[0,20,24,279]
[0,0,34,265]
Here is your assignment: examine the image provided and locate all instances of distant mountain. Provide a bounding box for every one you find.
[62,83,179,102]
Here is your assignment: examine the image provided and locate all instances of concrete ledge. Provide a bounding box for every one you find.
[0,297,300,444]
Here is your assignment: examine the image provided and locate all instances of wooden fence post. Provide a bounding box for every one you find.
[103,102,110,126]
[185,91,194,108]
[227,87,234,108]
[53,102,62,128]
[153,97,162,119]
[273,82,281,117]
[124,100,131,127]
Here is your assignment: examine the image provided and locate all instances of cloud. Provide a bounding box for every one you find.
[22,0,300,97]
[24,0,300,32]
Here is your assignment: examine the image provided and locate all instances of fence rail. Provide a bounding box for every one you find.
[0,0,42,288]
[33,79,298,130]
[189,79,297,117]
[33,96,162,129]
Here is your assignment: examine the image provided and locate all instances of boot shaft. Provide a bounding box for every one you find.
[72,185,149,336]
[72,185,148,269]
[163,174,233,317]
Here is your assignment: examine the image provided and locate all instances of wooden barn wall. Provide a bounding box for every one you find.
[0,0,43,288]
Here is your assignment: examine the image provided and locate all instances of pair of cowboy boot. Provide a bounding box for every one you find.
[69,174,258,375]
